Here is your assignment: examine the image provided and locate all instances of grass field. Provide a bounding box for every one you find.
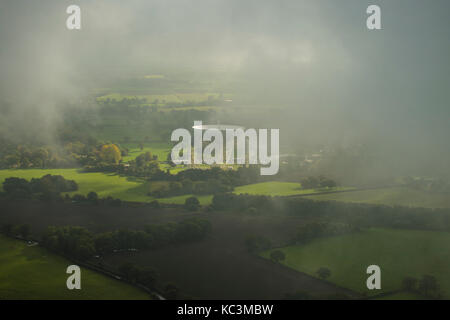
[0,169,213,204]
[305,187,450,208]
[121,142,172,162]
[0,169,151,202]
[0,170,358,206]
[0,235,151,300]
[233,181,352,197]
[261,228,450,298]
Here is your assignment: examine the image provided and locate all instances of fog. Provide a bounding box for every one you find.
[0,0,449,178]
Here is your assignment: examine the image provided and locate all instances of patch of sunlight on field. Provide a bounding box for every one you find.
[0,169,147,202]
[261,228,450,298]
[0,169,211,204]
[121,142,172,162]
[305,187,450,208]
[0,235,151,300]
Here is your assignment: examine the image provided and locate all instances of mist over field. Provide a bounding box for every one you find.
[1,0,450,302]
[0,0,449,177]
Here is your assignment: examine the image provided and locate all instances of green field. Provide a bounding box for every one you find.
[0,169,152,202]
[305,187,450,208]
[233,181,351,197]
[0,169,213,205]
[0,235,150,300]
[121,142,172,163]
[261,228,450,298]
[0,170,358,206]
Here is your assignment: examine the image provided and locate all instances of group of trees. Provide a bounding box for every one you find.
[300,175,337,189]
[69,192,123,207]
[118,262,158,289]
[117,151,162,177]
[2,175,78,200]
[42,226,95,260]
[117,262,182,299]
[0,144,78,169]
[184,196,201,211]
[0,138,131,171]
[269,250,286,263]
[293,222,357,245]
[146,167,260,198]
[42,218,211,260]
[211,193,450,233]
[245,235,272,253]
[1,223,31,239]
[402,275,442,299]
[149,179,233,198]
[212,193,273,212]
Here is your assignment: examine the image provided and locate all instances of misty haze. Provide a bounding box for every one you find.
[0,0,449,302]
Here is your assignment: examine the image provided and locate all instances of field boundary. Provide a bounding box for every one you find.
[253,254,363,299]
[283,185,397,198]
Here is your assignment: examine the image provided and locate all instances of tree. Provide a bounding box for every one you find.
[3,177,31,198]
[184,196,200,211]
[149,200,160,209]
[119,263,140,283]
[300,176,319,189]
[87,191,99,204]
[402,276,418,292]
[138,268,157,289]
[42,226,95,260]
[316,267,331,280]
[16,224,31,238]
[99,144,122,164]
[270,250,286,263]
[1,224,14,236]
[94,232,115,254]
[245,235,271,253]
[418,275,441,298]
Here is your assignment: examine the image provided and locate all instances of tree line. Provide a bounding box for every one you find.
[2,174,78,200]
[41,218,212,261]
[211,193,450,232]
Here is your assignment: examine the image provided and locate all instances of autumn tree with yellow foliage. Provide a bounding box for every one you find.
[99,144,122,164]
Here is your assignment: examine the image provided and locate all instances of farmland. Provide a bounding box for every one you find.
[261,228,450,298]
[0,235,151,300]
[0,168,360,206]
[0,169,151,202]
[0,169,211,204]
[305,187,450,209]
